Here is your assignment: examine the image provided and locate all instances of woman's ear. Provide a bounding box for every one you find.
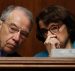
[0,20,3,30]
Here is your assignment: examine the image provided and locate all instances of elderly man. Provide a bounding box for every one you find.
[35,5,75,57]
[0,5,34,56]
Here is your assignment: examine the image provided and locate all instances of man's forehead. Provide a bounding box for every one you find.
[8,9,27,20]
[6,9,30,24]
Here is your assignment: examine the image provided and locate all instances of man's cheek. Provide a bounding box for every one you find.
[1,36,9,46]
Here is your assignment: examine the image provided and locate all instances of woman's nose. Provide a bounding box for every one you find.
[47,31,57,38]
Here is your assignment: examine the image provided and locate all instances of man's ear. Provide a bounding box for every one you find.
[0,20,3,30]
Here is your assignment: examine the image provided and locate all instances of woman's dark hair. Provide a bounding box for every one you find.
[36,5,75,43]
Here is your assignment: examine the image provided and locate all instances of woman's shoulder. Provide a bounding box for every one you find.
[34,51,48,57]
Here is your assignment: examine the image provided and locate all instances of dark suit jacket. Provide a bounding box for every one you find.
[7,52,21,57]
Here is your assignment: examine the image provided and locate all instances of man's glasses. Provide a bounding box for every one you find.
[40,24,63,36]
[5,23,29,39]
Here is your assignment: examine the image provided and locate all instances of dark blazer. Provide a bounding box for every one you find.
[7,52,21,57]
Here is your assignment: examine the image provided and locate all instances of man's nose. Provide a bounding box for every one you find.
[12,32,20,43]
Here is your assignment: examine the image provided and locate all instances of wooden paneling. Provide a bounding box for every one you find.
[0,0,15,15]
[64,0,75,15]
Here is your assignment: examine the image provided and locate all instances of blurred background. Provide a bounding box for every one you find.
[0,0,75,56]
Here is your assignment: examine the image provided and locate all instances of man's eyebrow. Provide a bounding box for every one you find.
[10,23,18,28]
[10,23,30,33]
[21,30,29,34]
[20,30,29,38]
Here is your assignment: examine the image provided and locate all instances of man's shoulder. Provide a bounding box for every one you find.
[7,52,21,57]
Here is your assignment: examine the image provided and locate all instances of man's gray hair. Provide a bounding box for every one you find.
[0,5,34,24]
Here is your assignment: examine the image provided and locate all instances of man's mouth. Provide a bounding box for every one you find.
[5,43,16,49]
